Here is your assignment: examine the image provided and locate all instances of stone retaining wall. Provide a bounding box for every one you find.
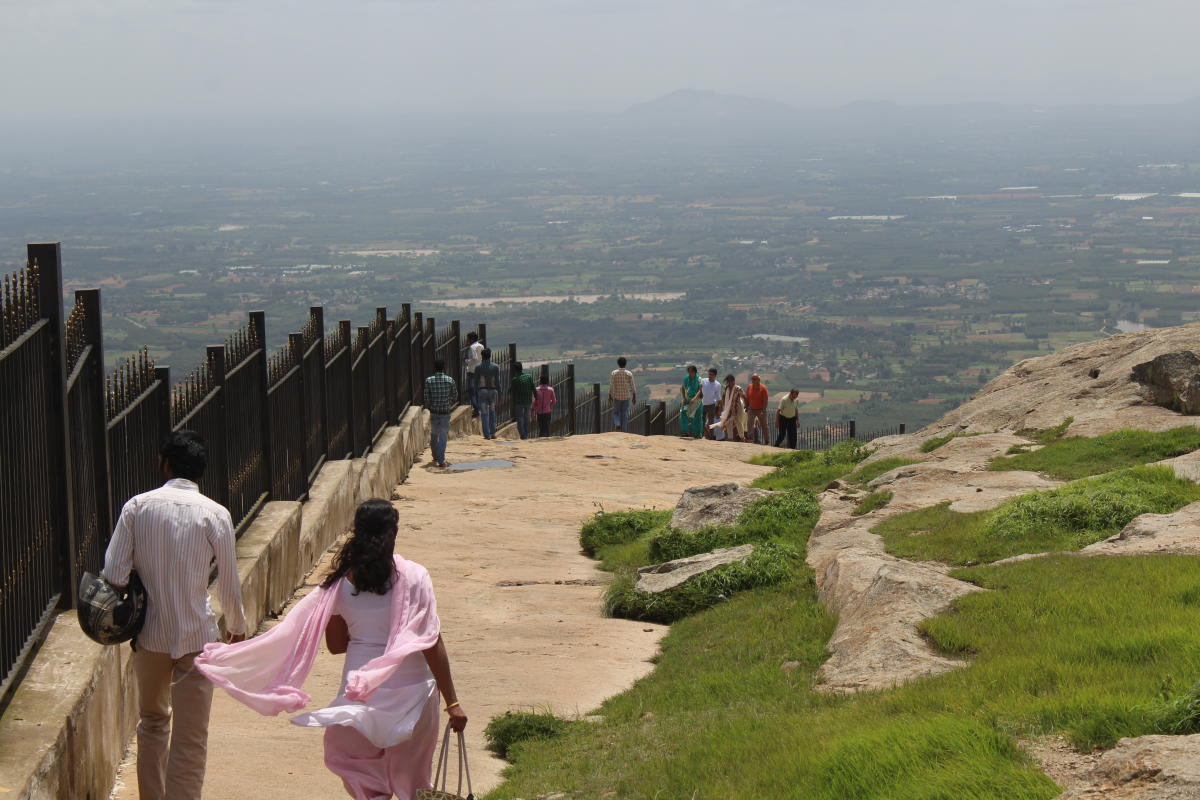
[0,405,438,800]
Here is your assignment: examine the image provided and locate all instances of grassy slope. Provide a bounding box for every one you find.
[990,426,1200,480]
[486,442,1200,800]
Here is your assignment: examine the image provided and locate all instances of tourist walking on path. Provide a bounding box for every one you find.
[533,374,557,437]
[679,365,704,438]
[711,374,748,442]
[701,367,722,440]
[609,356,636,431]
[746,373,770,445]
[475,348,502,439]
[424,360,457,468]
[101,431,246,800]
[464,331,484,417]
[510,361,536,440]
[775,388,801,449]
[197,499,468,800]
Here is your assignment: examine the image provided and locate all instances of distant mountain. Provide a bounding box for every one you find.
[627,89,794,119]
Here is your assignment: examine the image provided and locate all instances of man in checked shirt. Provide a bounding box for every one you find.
[102,430,246,800]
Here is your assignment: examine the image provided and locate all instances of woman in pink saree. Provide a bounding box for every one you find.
[196,499,468,800]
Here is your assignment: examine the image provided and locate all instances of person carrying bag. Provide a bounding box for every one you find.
[417,723,474,800]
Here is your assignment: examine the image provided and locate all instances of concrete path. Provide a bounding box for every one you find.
[112,432,770,798]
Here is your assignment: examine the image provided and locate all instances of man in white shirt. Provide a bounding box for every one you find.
[700,367,723,440]
[102,430,246,800]
[464,331,484,417]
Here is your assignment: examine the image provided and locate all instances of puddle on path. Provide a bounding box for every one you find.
[446,459,516,472]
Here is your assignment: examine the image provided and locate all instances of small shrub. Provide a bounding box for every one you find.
[484,711,573,760]
[604,542,800,623]
[748,449,817,468]
[919,432,978,453]
[852,491,893,516]
[847,457,919,486]
[1016,416,1074,445]
[823,438,873,466]
[579,509,670,557]
[1150,681,1200,735]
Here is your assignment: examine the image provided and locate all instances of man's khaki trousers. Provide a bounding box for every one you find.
[133,648,213,800]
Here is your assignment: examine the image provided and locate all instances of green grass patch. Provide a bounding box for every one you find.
[991,426,1200,480]
[489,553,1200,800]
[852,491,893,516]
[579,509,671,559]
[603,542,802,624]
[647,490,821,562]
[483,711,573,760]
[920,432,980,452]
[847,457,920,486]
[1016,416,1074,445]
[751,461,853,492]
[877,465,1200,565]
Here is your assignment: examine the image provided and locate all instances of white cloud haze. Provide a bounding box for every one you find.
[2,0,1198,117]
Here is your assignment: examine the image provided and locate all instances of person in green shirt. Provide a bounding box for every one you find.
[774,388,801,449]
[510,362,537,440]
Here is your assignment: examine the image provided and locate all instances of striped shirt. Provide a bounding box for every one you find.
[609,368,636,401]
[424,372,457,414]
[101,478,245,657]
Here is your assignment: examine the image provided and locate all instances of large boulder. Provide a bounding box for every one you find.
[1055,735,1200,799]
[635,544,754,593]
[1083,501,1200,556]
[669,483,773,531]
[1131,351,1200,414]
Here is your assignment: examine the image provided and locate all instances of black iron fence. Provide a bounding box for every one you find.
[1,243,496,698]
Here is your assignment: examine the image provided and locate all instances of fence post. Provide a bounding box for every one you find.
[539,363,550,386]
[652,400,666,436]
[593,383,602,434]
[250,311,273,499]
[508,342,517,367]
[424,317,436,382]
[340,320,354,454]
[900,423,906,434]
[207,345,231,511]
[311,307,328,459]
[478,323,487,347]
[289,331,306,496]
[79,289,114,537]
[155,367,172,442]
[849,420,857,440]
[29,242,79,606]
[376,308,393,424]
[566,364,577,435]
[450,320,462,398]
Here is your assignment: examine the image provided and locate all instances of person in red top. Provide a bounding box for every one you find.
[533,375,557,437]
[745,373,770,445]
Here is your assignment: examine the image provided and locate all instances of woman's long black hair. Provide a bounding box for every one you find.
[322,498,399,595]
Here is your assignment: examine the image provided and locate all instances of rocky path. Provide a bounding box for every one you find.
[111,432,770,799]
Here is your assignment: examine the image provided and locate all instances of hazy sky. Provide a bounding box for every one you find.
[3,0,1198,117]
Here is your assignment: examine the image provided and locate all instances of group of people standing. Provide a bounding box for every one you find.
[680,366,802,448]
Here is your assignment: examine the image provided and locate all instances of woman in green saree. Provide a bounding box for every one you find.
[680,365,704,438]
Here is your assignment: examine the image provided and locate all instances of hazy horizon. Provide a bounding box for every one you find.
[4,0,1200,119]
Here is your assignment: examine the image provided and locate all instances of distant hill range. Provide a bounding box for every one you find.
[627,89,795,120]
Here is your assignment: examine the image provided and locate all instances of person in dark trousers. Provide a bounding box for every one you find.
[475,348,502,440]
[608,356,636,431]
[424,360,457,467]
[509,361,536,440]
[533,374,557,437]
[775,387,800,449]
[464,331,483,417]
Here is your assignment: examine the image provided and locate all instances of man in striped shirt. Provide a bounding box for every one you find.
[102,430,245,800]
[425,359,457,467]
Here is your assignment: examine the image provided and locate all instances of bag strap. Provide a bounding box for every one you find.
[457,728,474,799]
[433,723,453,791]
[431,723,474,798]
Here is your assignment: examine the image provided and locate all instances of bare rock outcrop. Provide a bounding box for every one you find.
[635,544,754,593]
[669,483,773,531]
[1053,735,1200,799]
[1131,351,1200,415]
[1083,501,1200,556]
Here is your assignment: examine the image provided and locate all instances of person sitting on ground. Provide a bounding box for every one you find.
[533,374,557,437]
[196,499,468,800]
[424,359,457,468]
[775,387,801,449]
[475,348,502,440]
[701,367,722,440]
[679,365,703,439]
[746,373,769,445]
[509,361,536,440]
[609,356,636,431]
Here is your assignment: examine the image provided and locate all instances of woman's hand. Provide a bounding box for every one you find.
[447,704,468,732]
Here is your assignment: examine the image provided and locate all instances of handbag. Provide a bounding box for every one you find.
[416,723,474,800]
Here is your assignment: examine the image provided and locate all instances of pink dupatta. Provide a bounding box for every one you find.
[195,555,441,716]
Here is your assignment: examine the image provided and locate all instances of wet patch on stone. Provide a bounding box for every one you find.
[445,459,517,472]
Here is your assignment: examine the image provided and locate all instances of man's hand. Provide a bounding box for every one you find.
[447,704,468,732]
[227,632,246,644]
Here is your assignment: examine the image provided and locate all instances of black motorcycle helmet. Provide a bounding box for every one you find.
[78,571,147,645]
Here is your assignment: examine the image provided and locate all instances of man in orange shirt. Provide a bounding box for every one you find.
[745,373,769,445]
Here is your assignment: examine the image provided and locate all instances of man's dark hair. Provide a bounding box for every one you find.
[433,358,445,372]
[708,367,718,375]
[481,347,492,360]
[466,331,479,342]
[539,374,549,385]
[513,361,523,372]
[617,356,628,368]
[160,430,207,482]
